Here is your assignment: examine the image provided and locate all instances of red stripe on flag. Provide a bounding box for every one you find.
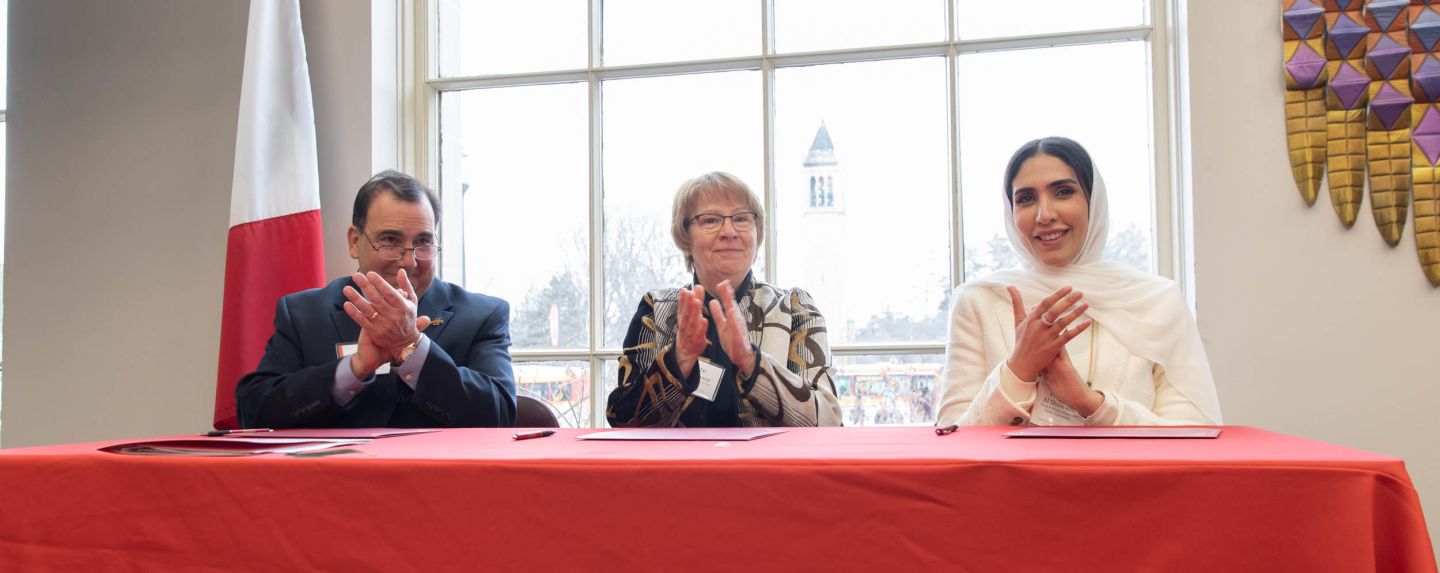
[214,209,325,429]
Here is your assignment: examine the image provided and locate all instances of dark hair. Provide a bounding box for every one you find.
[352,170,441,231]
[1003,136,1095,204]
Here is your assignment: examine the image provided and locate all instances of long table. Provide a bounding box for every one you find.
[0,426,1433,571]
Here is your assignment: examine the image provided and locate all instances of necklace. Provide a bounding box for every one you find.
[1085,321,1097,387]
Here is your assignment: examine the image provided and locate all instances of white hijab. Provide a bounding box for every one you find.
[967,167,1223,424]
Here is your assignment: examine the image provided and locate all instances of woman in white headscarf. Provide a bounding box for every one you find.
[936,137,1221,426]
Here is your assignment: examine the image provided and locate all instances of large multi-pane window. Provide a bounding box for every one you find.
[417,0,1171,427]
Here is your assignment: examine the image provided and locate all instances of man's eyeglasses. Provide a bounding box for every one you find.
[361,231,441,261]
[688,212,758,233]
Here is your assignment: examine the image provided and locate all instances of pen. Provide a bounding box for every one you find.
[513,430,556,441]
[204,428,274,437]
[935,424,959,436]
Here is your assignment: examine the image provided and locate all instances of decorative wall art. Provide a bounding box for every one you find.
[1281,0,1440,287]
[1412,1,1440,284]
[1285,0,1329,205]
[1326,0,1369,225]
[1365,0,1412,247]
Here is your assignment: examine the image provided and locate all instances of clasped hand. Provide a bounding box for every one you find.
[1005,285,1103,417]
[1006,285,1089,382]
[341,270,431,378]
[674,280,756,380]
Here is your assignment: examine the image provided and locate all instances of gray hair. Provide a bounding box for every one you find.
[670,171,766,272]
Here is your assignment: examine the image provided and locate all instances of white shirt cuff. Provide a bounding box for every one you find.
[392,335,432,390]
[332,355,376,407]
[998,362,1038,410]
[1084,389,1121,426]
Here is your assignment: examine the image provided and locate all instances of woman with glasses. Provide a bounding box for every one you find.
[606,172,842,428]
[936,137,1221,427]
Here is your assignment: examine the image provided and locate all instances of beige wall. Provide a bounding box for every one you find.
[2,0,1435,551]
[2,0,244,444]
[302,0,398,279]
[1,0,382,444]
[1189,0,1440,551]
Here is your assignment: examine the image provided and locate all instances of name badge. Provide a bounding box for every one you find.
[1031,380,1086,426]
[693,359,724,402]
[337,343,391,375]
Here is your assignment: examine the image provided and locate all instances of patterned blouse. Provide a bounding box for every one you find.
[606,273,842,428]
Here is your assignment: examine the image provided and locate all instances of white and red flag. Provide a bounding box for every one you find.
[215,0,325,429]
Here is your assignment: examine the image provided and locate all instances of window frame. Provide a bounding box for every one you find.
[400,0,1186,427]
[0,0,10,438]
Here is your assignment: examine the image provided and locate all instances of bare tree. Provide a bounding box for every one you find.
[508,214,686,428]
[510,214,687,350]
[602,215,688,347]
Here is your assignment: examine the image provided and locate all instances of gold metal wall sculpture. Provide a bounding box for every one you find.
[1411,1,1440,284]
[1285,0,1329,205]
[1282,0,1440,287]
[1326,0,1369,226]
[1365,0,1413,247]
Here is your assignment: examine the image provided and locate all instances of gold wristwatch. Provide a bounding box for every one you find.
[395,336,423,364]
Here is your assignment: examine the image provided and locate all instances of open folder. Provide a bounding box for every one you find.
[216,428,437,439]
[101,437,370,456]
[1003,427,1223,439]
[576,428,786,441]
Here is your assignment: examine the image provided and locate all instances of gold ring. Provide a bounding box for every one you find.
[368,311,380,320]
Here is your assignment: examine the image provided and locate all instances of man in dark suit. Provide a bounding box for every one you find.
[236,170,516,428]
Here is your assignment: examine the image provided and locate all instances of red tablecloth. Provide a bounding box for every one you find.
[0,426,1433,572]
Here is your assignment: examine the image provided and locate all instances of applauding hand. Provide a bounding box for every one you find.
[1039,347,1102,417]
[708,280,757,375]
[674,285,709,379]
[342,269,431,369]
[1005,285,1091,382]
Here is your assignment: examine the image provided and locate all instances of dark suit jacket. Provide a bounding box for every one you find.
[235,277,517,428]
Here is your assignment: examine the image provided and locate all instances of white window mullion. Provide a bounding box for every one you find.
[587,0,606,426]
[1160,0,1195,304]
[762,0,777,285]
[947,0,964,287]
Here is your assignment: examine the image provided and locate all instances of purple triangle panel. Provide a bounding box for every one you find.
[1414,56,1440,102]
[1416,133,1440,165]
[1284,0,1324,38]
[1335,0,1357,10]
[1371,83,1412,130]
[1368,35,1409,80]
[1417,106,1440,136]
[1329,14,1368,57]
[1287,43,1327,89]
[1331,62,1371,109]
[1414,109,1440,166]
[1414,9,1440,52]
[1290,0,1319,37]
[1368,0,1409,32]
